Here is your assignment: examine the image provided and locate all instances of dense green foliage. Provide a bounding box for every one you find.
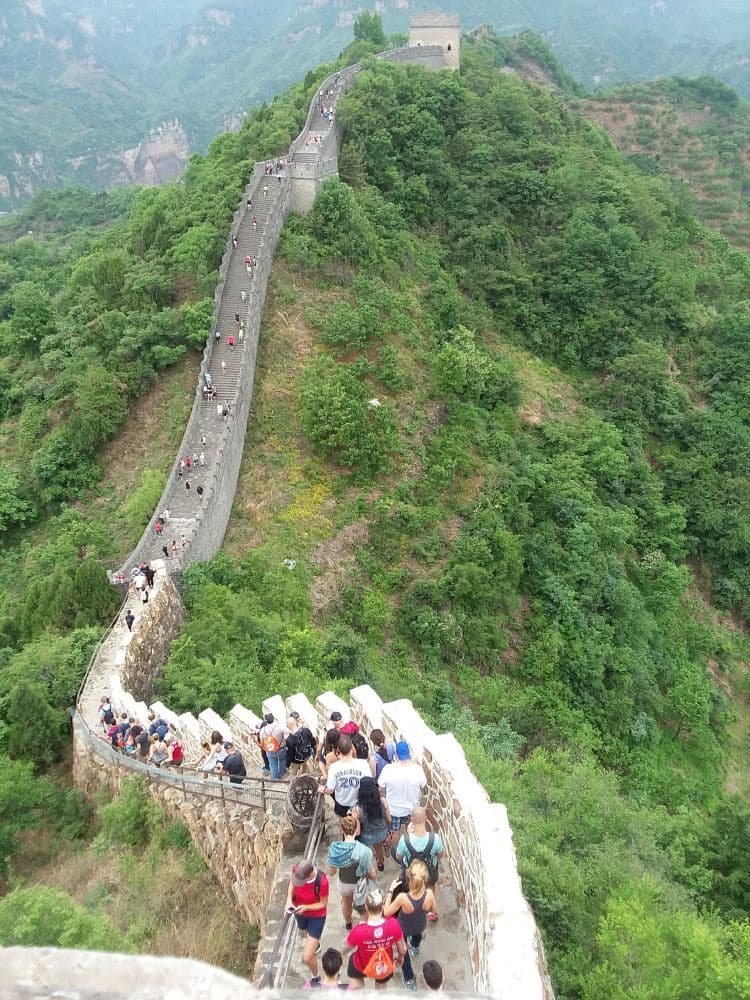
[339,36,750,617]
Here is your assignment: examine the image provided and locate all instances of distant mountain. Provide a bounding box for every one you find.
[2,0,750,210]
[466,0,750,97]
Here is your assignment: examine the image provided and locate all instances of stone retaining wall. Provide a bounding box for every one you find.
[73,726,290,929]
[120,572,186,703]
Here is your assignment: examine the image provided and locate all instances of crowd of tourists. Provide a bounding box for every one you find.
[95,690,450,990]
[282,713,446,992]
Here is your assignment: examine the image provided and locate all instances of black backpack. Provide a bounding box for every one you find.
[293,727,315,763]
[102,707,115,725]
[402,832,439,885]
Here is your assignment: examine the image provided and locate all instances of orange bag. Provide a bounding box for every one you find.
[363,945,394,981]
[262,732,280,753]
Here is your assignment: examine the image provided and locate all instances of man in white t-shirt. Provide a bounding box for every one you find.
[378,740,427,834]
[320,735,371,816]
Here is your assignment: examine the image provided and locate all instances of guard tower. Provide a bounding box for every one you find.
[409,11,461,70]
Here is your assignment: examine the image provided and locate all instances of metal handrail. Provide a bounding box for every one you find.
[258,790,326,989]
[72,710,288,809]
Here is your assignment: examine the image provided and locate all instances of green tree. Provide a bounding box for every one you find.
[582,883,750,999]
[353,11,386,48]
[4,280,56,355]
[123,469,167,530]
[6,679,66,765]
[0,755,46,874]
[96,776,161,849]
[0,885,125,951]
[68,365,127,455]
[0,465,37,534]
[308,178,375,264]
[72,558,120,627]
[299,353,398,476]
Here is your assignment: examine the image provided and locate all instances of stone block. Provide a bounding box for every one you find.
[198,708,232,743]
[133,701,151,725]
[285,693,320,736]
[178,713,204,760]
[150,701,181,730]
[381,698,434,762]
[349,683,383,733]
[316,690,350,726]
[262,694,286,724]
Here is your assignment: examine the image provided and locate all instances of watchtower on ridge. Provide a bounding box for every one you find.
[409,10,461,70]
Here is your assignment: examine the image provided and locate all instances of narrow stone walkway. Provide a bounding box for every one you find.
[136,179,286,567]
[269,805,474,993]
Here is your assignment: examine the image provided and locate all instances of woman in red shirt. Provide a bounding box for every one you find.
[286,860,329,988]
[345,889,405,990]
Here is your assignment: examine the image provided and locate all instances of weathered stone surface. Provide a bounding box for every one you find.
[2,947,262,999]
[72,729,290,930]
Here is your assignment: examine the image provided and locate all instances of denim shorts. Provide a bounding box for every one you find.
[295,914,326,940]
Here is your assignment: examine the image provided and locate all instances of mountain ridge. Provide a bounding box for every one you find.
[3,0,750,210]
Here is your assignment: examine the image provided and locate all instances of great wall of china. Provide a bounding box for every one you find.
[8,17,556,999]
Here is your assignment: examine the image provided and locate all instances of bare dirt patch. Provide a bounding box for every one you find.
[309,520,369,617]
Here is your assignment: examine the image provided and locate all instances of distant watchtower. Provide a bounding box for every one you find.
[409,11,461,70]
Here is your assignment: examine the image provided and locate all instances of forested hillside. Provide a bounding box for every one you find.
[1,21,750,997]
[581,76,750,251]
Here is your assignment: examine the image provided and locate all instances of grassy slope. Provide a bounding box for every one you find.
[9,795,257,975]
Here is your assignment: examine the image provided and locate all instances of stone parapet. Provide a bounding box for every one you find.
[349,685,553,1000]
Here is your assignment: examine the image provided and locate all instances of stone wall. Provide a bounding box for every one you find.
[381,43,448,71]
[73,722,290,929]
[348,685,554,1000]
[120,571,186,702]
[2,947,485,999]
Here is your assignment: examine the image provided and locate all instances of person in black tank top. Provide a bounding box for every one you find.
[383,860,436,990]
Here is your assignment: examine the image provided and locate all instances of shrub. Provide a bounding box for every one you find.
[299,353,398,476]
[95,777,162,850]
[0,885,126,951]
[123,469,168,531]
